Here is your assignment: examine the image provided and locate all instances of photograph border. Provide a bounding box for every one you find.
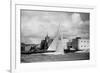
[11,2,96,73]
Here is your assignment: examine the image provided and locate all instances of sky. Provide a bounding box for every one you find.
[20,10,90,44]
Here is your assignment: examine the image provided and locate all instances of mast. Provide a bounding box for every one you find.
[56,23,61,50]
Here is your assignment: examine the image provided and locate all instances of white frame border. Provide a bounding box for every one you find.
[11,2,96,73]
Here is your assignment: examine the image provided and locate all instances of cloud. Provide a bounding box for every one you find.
[21,10,90,44]
[62,13,90,39]
[71,13,82,25]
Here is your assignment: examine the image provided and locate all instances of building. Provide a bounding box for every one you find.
[78,39,89,50]
[70,37,89,51]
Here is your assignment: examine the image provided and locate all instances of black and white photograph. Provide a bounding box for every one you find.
[20,9,90,63]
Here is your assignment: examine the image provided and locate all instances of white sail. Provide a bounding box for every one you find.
[54,23,64,54]
[43,24,64,55]
[48,36,58,51]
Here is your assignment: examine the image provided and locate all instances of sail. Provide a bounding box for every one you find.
[55,37,64,54]
[47,36,58,51]
[47,23,64,55]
